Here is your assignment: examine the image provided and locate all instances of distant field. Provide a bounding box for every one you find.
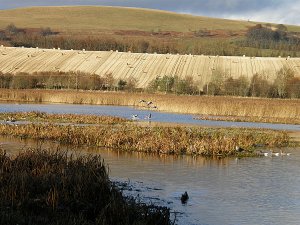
[0,46,299,89]
[0,6,263,33]
[0,6,299,33]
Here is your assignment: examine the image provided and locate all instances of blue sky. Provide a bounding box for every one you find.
[0,0,299,25]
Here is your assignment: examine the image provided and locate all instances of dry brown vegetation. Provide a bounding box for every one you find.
[0,123,290,156]
[196,115,300,125]
[0,111,128,125]
[0,149,172,225]
[0,89,299,123]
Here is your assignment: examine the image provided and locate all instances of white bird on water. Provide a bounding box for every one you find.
[131,114,139,120]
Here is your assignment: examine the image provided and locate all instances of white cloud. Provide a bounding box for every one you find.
[222,1,300,25]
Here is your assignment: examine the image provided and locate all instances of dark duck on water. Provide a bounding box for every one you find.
[181,191,189,204]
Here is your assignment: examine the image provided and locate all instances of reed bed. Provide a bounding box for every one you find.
[0,111,128,125]
[0,123,290,156]
[0,89,299,123]
[195,115,300,125]
[0,149,172,225]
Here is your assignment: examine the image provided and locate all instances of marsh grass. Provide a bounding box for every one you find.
[0,123,290,156]
[0,111,128,125]
[0,89,299,124]
[196,115,300,125]
[0,149,172,225]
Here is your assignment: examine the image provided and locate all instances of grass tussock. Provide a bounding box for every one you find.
[0,149,172,225]
[0,89,299,124]
[0,111,128,125]
[0,123,290,156]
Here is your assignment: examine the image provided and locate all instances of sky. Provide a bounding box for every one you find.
[0,0,299,25]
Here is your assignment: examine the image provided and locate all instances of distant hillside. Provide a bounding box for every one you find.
[1,46,299,89]
[0,6,266,32]
[0,6,300,58]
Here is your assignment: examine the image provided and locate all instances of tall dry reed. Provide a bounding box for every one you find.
[0,123,290,156]
[0,149,172,225]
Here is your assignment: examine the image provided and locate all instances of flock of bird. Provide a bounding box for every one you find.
[131,99,158,120]
[261,150,291,157]
[138,99,158,109]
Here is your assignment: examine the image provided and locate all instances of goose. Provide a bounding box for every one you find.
[235,146,244,153]
[271,150,280,156]
[131,115,139,120]
[280,150,291,156]
[144,113,152,120]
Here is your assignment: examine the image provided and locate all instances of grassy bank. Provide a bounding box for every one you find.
[0,123,290,156]
[0,149,172,225]
[0,89,299,124]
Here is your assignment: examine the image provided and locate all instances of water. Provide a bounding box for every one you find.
[2,136,300,225]
[0,102,299,131]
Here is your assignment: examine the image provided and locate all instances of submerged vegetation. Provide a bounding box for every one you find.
[0,123,290,156]
[0,149,172,225]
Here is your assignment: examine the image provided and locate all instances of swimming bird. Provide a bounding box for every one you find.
[131,114,139,120]
[271,150,280,156]
[181,191,189,204]
[144,113,152,120]
[235,146,244,153]
[280,150,291,156]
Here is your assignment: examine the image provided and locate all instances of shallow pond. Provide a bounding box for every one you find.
[1,136,300,225]
[0,102,299,131]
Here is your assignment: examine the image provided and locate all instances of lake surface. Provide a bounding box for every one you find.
[0,102,299,131]
[2,136,300,225]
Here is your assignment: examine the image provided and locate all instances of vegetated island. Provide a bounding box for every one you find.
[0,112,292,157]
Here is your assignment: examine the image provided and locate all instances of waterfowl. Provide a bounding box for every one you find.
[280,150,291,156]
[263,152,269,157]
[235,146,244,152]
[271,151,280,156]
[131,115,139,120]
[181,191,189,204]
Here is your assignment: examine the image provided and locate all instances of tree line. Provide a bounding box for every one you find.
[204,66,300,98]
[0,71,138,92]
[1,23,300,57]
[0,67,299,98]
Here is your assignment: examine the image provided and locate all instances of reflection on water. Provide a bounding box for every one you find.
[0,102,300,131]
[1,136,300,225]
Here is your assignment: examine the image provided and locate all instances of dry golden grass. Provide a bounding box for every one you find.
[0,89,299,123]
[0,6,253,33]
[0,123,290,156]
[0,111,128,124]
[196,115,300,125]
